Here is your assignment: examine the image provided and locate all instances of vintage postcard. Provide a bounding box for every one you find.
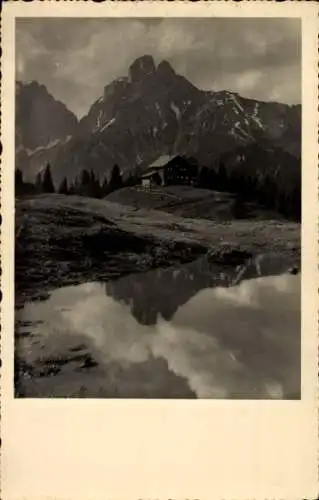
[1,1,318,499]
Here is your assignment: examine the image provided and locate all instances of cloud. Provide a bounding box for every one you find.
[16,18,301,117]
[20,274,300,399]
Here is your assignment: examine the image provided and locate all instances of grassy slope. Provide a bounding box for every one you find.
[105,185,286,221]
[16,193,300,253]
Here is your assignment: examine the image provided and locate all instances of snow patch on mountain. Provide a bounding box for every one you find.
[251,103,265,130]
[136,154,143,164]
[95,110,104,129]
[170,102,181,120]
[231,122,250,140]
[100,118,116,132]
[155,102,162,117]
[26,138,61,155]
[230,94,245,113]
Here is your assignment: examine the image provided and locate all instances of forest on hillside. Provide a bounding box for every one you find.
[15,143,301,222]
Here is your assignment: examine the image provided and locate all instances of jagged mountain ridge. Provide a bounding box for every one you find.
[16,55,301,182]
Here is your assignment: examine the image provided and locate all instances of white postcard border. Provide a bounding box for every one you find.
[1,2,318,499]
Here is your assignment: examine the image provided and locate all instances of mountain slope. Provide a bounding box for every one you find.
[182,91,301,164]
[15,81,78,180]
[16,56,301,183]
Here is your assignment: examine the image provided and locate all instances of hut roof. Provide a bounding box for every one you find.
[141,168,164,179]
[149,155,172,169]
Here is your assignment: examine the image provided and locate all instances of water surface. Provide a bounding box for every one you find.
[15,264,300,399]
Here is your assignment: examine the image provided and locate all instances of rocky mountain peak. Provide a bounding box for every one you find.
[21,80,49,96]
[103,77,129,101]
[15,56,301,184]
[157,60,176,82]
[129,55,156,83]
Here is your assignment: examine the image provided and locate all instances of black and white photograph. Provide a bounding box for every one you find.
[14,17,301,399]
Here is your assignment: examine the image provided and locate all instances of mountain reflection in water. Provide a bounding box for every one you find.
[16,263,300,399]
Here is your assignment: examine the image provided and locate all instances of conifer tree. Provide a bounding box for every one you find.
[58,177,68,195]
[35,172,42,193]
[42,163,55,193]
[73,175,80,195]
[89,169,102,198]
[109,164,123,192]
[101,176,109,197]
[79,169,91,197]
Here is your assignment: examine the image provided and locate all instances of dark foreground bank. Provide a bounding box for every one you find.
[15,193,300,304]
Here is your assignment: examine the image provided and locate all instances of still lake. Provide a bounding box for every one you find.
[15,262,300,399]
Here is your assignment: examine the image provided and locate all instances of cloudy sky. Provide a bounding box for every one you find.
[16,18,301,118]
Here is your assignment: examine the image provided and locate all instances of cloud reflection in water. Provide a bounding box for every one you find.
[19,273,300,399]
